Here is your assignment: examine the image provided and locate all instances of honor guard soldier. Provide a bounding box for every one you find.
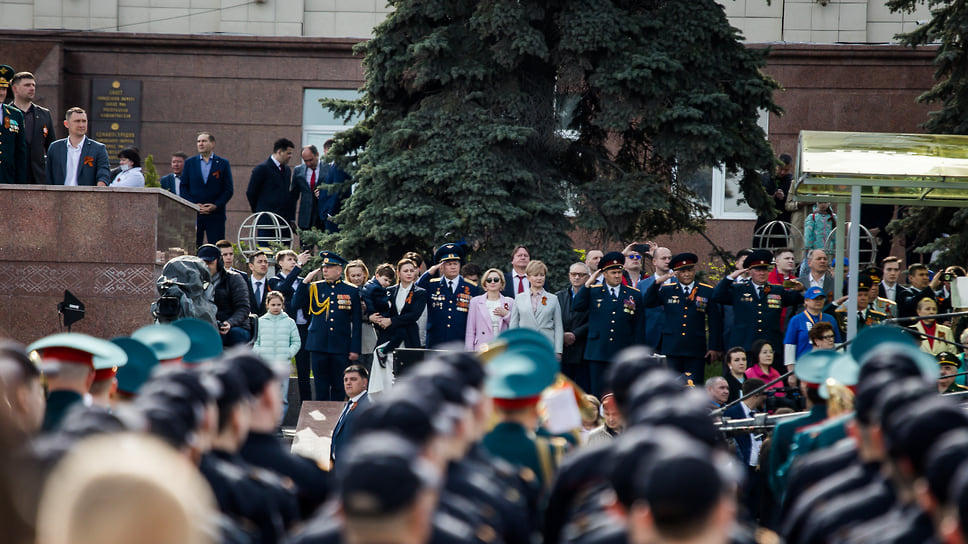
[643,252,723,380]
[0,65,28,184]
[27,333,127,432]
[294,251,362,401]
[417,243,483,348]
[713,248,803,368]
[572,251,645,396]
[171,317,225,364]
[111,337,159,401]
[131,323,192,366]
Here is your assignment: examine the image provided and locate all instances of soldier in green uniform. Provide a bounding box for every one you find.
[482,328,563,495]
[826,273,886,337]
[0,65,28,184]
[937,351,968,394]
[27,333,127,432]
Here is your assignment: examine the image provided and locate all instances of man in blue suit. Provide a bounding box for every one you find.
[45,107,110,187]
[330,364,371,466]
[293,251,362,401]
[572,251,645,396]
[181,132,234,247]
[159,152,187,197]
[417,242,483,348]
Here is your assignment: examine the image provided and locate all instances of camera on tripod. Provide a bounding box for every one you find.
[764,386,803,412]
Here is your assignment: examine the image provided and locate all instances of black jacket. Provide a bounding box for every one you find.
[214,269,251,327]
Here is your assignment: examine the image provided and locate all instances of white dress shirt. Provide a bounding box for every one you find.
[65,135,86,186]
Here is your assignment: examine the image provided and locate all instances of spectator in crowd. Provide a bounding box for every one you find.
[783,286,840,364]
[465,267,513,351]
[723,377,766,521]
[417,243,483,348]
[898,263,936,318]
[292,144,327,231]
[807,320,836,352]
[215,240,245,275]
[317,139,347,233]
[798,249,834,299]
[246,137,295,220]
[723,346,747,404]
[197,244,251,346]
[109,147,145,187]
[936,352,967,394]
[182,131,234,247]
[621,243,647,285]
[364,264,410,366]
[370,258,426,363]
[268,249,312,406]
[345,260,376,368]
[586,393,623,445]
[746,339,783,402]
[802,202,835,274]
[584,249,603,272]
[246,251,270,317]
[636,243,671,349]
[330,364,371,466]
[825,274,886,338]
[753,153,794,246]
[252,291,300,418]
[503,245,531,297]
[558,262,591,392]
[879,256,903,303]
[912,296,954,356]
[705,376,730,409]
[769,247,798,286]
[509,260,564,358]
[160,152,187,197]
[10,71,54,185]
[460,263,482,285]
[45,107,110,186]
[579,393,602,443]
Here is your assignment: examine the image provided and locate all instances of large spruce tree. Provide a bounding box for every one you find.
[886,0,968,267]
[318,0,780,282]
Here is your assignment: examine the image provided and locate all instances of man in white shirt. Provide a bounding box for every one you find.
[879,256,902,302]
[797,248,834,297]
[247,251,270,316]
[45,107,110,186]
[503,245,531,296]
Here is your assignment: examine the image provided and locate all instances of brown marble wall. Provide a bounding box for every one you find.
[0,185,197,344]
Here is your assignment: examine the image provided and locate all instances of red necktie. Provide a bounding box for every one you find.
[517,275,524,294]
[310,168,316,190]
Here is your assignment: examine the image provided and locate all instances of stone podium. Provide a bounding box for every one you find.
[0,185,197,344]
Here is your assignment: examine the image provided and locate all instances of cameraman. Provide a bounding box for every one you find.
[198,244,252,346]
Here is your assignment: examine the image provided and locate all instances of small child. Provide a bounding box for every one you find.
[362,264,408,367]
[253,291,300,418]
[802,202,836,275]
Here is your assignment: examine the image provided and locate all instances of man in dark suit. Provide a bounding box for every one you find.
[0,68,27,185]
[317,139,349,233]
[723,378,766,520]
[45,107,110,187]
[246,250,270,316]
[181,131,234,247]
[897,263,937,319]
[10,71,54,184]
[246,137,296,220]
[416,243,484,348]
[797,249,835,300]
[572,251,645,397]
[330,364,371,466]
[556,261,591,392]
[293,251,362,401]
[292,143,330,231]
[502,245,531,298]
[159,152,187,197]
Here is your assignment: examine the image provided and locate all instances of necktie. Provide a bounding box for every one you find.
[611,287,618,299]
[684,285,690,296]
[858,311,865,322]
[448,280,454,293]
[337,400,353,428]
[310,168,316,190]
[756,286,762,298]
[517,275,525,294]
[255,281,263,304]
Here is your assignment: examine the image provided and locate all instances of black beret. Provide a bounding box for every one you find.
[224,350,280,396]
[408,361,476,408]
[633,391,720,448]
[924,429,968,504]
[884,398,968,472]
[337,432,439,517]
[625,369,691,419]
[610,426,669,508]
[430,351,486,390]
[353,389,449,445]
[209,362,252,413]
[872,377,933,430]
[606,346,668,412]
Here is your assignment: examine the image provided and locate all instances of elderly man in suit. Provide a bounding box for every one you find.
[159,152,187,197]
[330,364,371,466]
[292,143,330,231]
[797,249,834,300]
[10,71,54,184]
[45,107,110,187]
[182,132,234,247]
[557,261,591,392]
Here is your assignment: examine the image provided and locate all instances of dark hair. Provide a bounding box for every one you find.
[273,138,295,153]
[323,139,335,151]
[881,256,901,267]
[779,153,793,165]
[773,247,794,258]
[196,131,214,143]
[171,152,188,160]
[344,364,369,380]
[461,263,482,279]
[808,321,835,344]
[909,263,929,275]
[65,106,86,121]
[11,72,35,86]
[749,340,773,367]
[117,147,141,168]
[404,251,424,268]
[374,263,396,282]
[214,240,233,250]
[725,346,746,365]
[742,378,765,396]
[247,251,267,264]
[511,245,530,260]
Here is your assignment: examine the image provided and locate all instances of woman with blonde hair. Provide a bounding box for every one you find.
[509,260,564,357]
[465,267,514,351]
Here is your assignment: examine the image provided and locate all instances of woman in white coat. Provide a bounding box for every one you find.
[509,260,563,357]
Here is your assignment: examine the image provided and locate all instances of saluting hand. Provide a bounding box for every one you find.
[654,270,675,285]
[585,269,602,288]
[304,268,321,283]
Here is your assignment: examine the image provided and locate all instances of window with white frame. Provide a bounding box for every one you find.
[302,89,364,150]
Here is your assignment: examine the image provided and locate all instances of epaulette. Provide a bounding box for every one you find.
[430,278,442,283]
[626,285,639,292]
[590,283,603,288]
[870,309,887,318]
[834,306,847,313]
[465,279,478,286]
[878,297,896,307]
[700,282,714,289]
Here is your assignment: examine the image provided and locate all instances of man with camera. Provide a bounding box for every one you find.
[197,244,252,346]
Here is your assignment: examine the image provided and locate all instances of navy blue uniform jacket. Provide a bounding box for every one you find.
[181,154,234,216]
[417,272,483,348]
[644,280,723,357]
[712,278,802,351]
[293,278,362,354]
[571,283,645,362]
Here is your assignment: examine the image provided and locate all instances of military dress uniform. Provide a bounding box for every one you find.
[0,65,28,184]
[830,306,886,338]
[643,253,723,379]
[417,243,483,348]
[292,252,362,401]
[571,252,644,396]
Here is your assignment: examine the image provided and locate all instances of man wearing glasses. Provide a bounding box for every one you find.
[783,286,841,366]
[557,262,592,392]
[621,243,647,285]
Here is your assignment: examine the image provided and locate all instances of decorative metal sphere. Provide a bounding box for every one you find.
[824,223,877,268]
[237,212,294,258]
[752,221,804,251]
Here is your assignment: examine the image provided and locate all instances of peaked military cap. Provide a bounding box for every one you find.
[319,251,348,267]
[171,318,223,364]
[599,251,625,271]
[938,351,961,369]
[0,65,12,88]
[745,249,773,269]
[670,253,698,271]
[433,243,464,264]
[794,349,841,386]
[112,337,160,396]
[28,333,128,371]
[132,324,191,362]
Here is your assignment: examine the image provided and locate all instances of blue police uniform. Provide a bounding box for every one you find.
[292,252,362,401]
[571,282,644,396]
[643,279,722,378]
[712,278,802,352]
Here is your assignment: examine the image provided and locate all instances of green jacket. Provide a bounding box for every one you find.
[767,405,827,498]
[482,422,566,493]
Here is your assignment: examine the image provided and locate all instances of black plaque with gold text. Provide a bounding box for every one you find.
[90,78,142,162]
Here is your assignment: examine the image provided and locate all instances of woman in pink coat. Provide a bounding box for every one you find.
[465,268,514,351]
